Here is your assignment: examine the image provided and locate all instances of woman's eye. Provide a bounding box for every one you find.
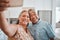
[23,15,25,17]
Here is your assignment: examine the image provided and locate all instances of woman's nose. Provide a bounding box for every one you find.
[23,17,27,20]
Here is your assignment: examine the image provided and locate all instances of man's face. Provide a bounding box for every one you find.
[29,11,38,23]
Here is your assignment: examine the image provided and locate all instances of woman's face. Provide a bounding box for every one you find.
[18,11,29,26]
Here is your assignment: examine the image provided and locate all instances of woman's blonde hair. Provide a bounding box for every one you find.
[19,10,27,17]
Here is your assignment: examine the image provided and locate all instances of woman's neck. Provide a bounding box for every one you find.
[19,23,27,33]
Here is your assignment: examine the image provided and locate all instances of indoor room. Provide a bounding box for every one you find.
[0,0,60,40]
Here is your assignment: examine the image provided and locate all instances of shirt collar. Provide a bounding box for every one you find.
[33,18,41,25]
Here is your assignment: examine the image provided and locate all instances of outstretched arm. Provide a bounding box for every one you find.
[0,0,17,37]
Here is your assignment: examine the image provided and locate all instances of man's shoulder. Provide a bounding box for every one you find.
[40,20,52,28]
[39,20,49,25]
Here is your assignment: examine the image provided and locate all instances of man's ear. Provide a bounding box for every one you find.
[36,15,39,19]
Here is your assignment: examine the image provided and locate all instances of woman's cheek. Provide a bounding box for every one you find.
[27,18,30,23]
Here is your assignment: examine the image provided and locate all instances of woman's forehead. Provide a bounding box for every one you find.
[20,12,29,16]
[22,12,28,15]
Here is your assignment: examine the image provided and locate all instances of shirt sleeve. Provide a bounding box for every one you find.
[46,23,55,38]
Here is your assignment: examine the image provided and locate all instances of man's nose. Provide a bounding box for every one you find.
[32,16,35,18]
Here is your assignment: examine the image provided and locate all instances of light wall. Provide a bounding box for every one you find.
[23,0,52,10]
[4,0,52,18]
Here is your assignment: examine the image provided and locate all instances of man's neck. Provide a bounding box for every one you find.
[32,18,40,25]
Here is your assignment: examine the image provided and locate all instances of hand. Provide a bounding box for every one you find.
[0,0,9,12]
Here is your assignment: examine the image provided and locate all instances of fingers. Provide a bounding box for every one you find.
[0,7,6,12]
[0,0,9,12]
[0,0,9,3]
[0,0,9,7]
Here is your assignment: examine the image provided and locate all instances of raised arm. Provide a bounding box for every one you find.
[0,0,17,37]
